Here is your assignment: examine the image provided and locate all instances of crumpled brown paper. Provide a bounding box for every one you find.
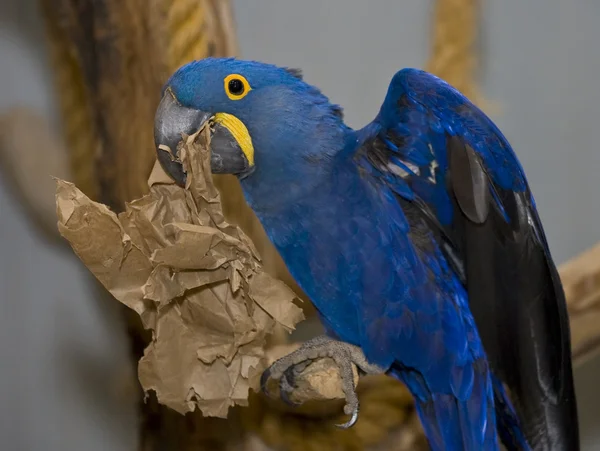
[56,126,304,418]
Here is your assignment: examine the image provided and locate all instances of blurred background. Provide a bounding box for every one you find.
[2,0,600,450]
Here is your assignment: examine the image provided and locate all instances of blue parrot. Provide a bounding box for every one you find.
[154,58,579,450]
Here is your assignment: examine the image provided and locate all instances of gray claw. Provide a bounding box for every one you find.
[335,406,359,429]
[260,367,273,397]
[280,368,300,406]
[280,385,300,407]
[283,365,297,387]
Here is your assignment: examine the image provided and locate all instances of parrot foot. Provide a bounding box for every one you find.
[260,335,384,428]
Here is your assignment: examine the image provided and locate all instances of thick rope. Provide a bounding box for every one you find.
[167,0,210,69]
[425,0,483,105]
[167,0,238,71]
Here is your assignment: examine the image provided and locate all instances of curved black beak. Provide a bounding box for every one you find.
[154,88,254,186]
[154,88,210,186]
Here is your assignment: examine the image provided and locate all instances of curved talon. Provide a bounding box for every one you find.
[260,367,273,397]
[283,365,297,387]
[335,406,359,429]
[280,385,300,407]
[280,368,300,406]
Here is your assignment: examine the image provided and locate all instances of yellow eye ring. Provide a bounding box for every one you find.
[224,74,251,100]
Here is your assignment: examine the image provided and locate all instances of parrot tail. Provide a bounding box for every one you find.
[393,360,506,451]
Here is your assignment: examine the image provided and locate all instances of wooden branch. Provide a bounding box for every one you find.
[560,241,600,366]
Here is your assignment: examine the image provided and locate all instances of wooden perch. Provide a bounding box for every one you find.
[560,241,600,366]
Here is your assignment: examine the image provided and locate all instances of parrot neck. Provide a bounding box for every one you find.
[239,124,358,215]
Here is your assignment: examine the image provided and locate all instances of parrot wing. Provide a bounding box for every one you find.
[353,68,578,450]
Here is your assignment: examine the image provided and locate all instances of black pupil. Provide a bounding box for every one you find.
[228,79,244,95]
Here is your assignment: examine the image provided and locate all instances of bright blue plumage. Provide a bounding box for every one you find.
[162,58,578,451]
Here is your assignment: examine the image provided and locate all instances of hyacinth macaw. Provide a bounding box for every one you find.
[154,57,579,450]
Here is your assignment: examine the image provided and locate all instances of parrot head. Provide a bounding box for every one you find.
[154,58,350,206]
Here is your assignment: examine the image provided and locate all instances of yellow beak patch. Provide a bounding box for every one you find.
[212,113,255,166]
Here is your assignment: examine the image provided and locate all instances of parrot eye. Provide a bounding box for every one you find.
[229,79,244,95]
[224,74,251,100]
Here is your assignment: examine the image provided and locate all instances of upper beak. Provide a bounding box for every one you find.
[154,88,254,186]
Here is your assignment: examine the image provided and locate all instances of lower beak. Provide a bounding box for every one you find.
[154,88,253,186]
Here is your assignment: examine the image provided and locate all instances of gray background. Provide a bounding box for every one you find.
[1,0,599,449]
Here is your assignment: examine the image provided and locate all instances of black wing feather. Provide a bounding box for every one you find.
[446,137,579,450]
